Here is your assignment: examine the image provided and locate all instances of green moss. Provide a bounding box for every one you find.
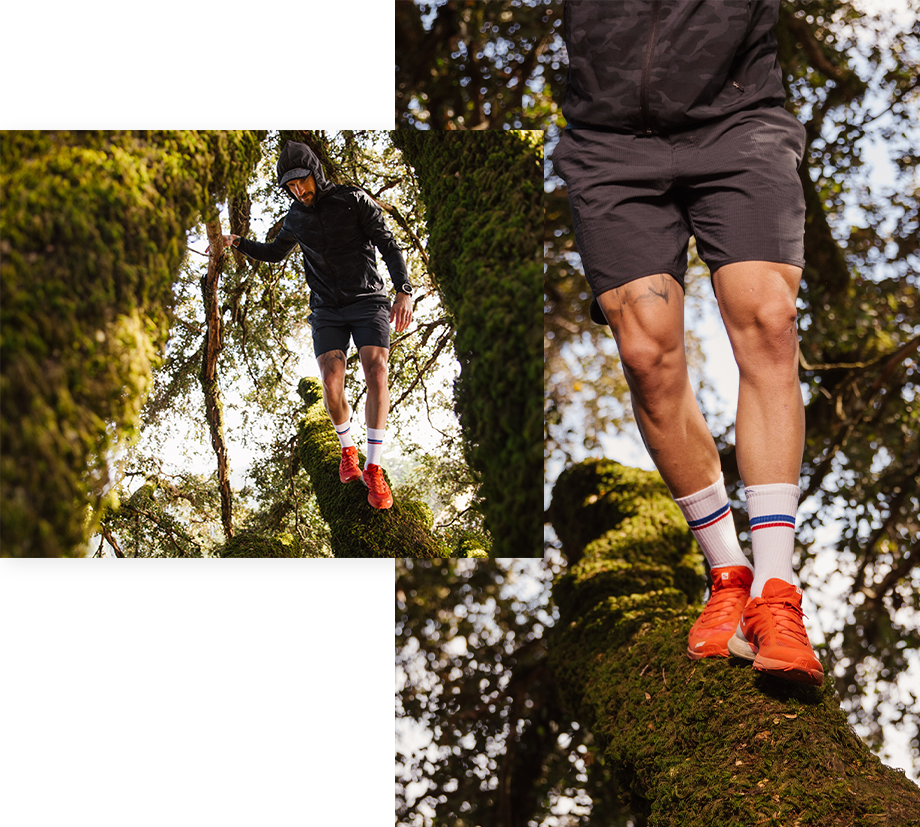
[219,530,302,558]
[1,130,265,557]
[390,131,542,556]
[549,459,703,624]
[293,377,449,558]
[547,459,920,825]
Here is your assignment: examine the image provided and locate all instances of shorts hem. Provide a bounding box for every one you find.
[705,256,806,275]
[593,268,687,300]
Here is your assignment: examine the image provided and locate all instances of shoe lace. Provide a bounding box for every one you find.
[701,582,744,624]
[366,465,388,495]
[769,600,810,646]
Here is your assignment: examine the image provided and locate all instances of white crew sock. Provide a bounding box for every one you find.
[674,475,752,572]
[334,418,355,449]
[365,427,385,468]
[745,483,801,598]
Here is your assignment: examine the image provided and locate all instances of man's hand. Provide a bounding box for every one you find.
[205,234,240,254]
[391,292,413,333]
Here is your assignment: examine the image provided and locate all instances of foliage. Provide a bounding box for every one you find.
[393,130,543,555]
[0,130,264,556]
[398,441,492,557]
[99,472,217,558]
[396,557,638,827]
[395,0,567,130]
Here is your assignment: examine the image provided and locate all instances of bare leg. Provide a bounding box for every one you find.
[317,349,349,425]
[712,262,804,486]
[359,346,390,430]
[597,273,721,498]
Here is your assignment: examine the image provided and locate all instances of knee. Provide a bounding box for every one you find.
[320,363,345,399]
[363,356,389,391]
[322,375,344,407]
[616,332,683,392]
[732,293,800,372]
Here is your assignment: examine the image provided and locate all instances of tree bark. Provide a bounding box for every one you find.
[547,459,920,826]
[293,377,448,558]
[201,218,234,540]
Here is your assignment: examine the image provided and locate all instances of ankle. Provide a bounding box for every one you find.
[745,483,800,598]
[675,475,751,571]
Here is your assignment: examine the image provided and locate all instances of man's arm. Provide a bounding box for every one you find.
[353,190,413,332]
[352,190,412,293]
[218,225,299,263]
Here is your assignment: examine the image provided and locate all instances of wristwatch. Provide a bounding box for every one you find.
[399,283,413,296]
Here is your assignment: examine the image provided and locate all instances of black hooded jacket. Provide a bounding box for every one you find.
[236,141,411,309]
[562,0,787,134]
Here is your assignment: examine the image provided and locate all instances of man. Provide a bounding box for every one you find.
[552,0,823,684]
[220,140,413,510]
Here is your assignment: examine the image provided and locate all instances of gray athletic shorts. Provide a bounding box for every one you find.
[551,106,807,322]
[310,297,391,356]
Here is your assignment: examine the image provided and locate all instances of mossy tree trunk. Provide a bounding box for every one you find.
[547,459,920,827]
[0,130,264,557]
[292,377,448,558]
[390,130,542,557]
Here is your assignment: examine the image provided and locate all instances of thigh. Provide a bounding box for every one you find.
[316,349,347,384]
[596,272,686,354]
[552,128,692,297]
[685,108,807,276]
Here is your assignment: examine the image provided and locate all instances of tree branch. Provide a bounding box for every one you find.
[201,218,234,540]
[801,335,920,501]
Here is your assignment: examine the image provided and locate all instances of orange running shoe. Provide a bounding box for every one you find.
[361,463,393,510]
[727,578,824,686]
[339,446,362,484]
[687,565,753,660]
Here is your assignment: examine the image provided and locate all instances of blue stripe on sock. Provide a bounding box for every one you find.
[368,439,383,444]
[687,502,730,530]
[750,513,796,530]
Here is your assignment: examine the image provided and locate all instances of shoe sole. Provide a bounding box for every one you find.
[728,632,823,685]
[728,626,823,685]
[753,655,823,686]
[727,631,756,661]
[687,643,729,660]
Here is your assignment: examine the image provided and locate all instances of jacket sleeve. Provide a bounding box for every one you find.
[353,190,411,291]
[236,223,299,263]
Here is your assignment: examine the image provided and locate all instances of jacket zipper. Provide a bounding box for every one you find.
[640,0,662,134]
[314,201,339,306]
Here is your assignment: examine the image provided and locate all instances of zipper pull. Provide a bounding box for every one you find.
[732,80,745,93]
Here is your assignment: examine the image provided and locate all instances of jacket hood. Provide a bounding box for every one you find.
[276,141,336,199]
